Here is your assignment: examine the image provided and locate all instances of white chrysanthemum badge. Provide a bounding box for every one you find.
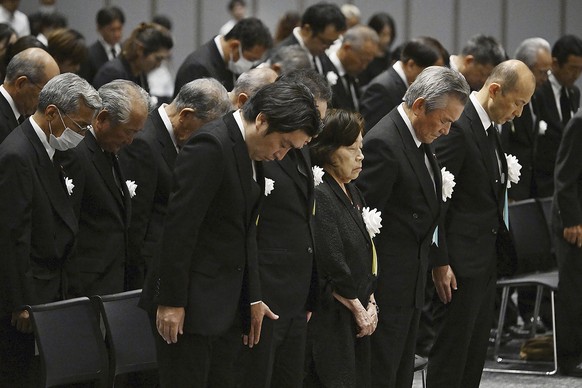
[264,178,275,196]
[505,154,522,188]
[64,177,74,196]
[312,165,324,187]
[538,120,548,135]
[441,167,455,202]
[326,71,338,86]
[125,180,137,198]
[362,207,382,238]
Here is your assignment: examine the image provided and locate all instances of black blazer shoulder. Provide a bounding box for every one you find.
[360,66,407,132]
[0,90,18,144]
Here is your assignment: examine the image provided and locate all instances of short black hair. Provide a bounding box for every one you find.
[301,2,346,36]
[228,0,246,11]
[461,34,506,66]
[552,34,582,66]
[242,81,320,137]
[225,17,273,51]
[277,68,331,103]
[152,15,172,31]
[96,6,125,28]
[368,12,396,44]
[310,109,363,167]
[401,36,448,68]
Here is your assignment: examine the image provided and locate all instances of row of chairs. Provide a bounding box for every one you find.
[26,289,157,387]
[486,197,560,375]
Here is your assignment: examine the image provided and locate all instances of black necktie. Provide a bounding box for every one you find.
[560,87,572,126]
[487,125,501,182]
[107,152,124,197]
[312,56,319,73]
[111,46,117,58]
[17,115,24,125]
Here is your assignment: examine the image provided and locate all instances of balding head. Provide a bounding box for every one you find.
[4,47,60,116]
[230,67,278,109]
[338,25,379,77]
[477,59,536,124]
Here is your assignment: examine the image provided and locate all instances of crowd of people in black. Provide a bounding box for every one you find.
[1,0,582,387]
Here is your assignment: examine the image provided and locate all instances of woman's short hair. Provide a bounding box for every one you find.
[310,109,364,167]
[46,28,87,68]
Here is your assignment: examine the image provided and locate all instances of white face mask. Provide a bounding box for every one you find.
[228,44,255,75]
[48,110,85,151]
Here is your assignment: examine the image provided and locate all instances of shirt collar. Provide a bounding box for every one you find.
[0,84,21,119]
[393,61,408,86]
[329,51,346,77]
[99,38,121,61]
[214,35,226,62]
[30,116,55,160]
[233,109,256,180]
[470,91,493,130]
[397,103,422,148]
[159,104,179,153]
[549,72,562,98]
[292,27,315,61]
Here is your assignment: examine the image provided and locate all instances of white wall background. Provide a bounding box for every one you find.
[18,0,582,90]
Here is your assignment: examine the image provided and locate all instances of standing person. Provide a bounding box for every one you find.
[0,73,101,387]
[175,17,272,95]
[0,47,59,143]
[145,82,321,387]
[0,0,29,37]
[534,34,582,197]
[428,60,535,388]
[58,80,150,296]
[240,69,330,388]
[79,5,125,83]
[553,109,582,377]
[358,12,397,87]
[120,78,232,290]
[357,66,469,388]
[305,109,377,387]
[93,23,173,93]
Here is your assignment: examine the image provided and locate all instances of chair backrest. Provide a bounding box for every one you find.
[26,297,108,388]
[509,198,554,274]
[91,289,157,384]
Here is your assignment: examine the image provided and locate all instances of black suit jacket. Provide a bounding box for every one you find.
[319,55,359,112]
[143,112,263,336]
[118,109,177,289]
[174,38,234,96]
[58,131,131,295]
[0,90,18,144]
[359,66,407,132]
[433,100,513,277]
[257,148,317,319]
[0,121,77,315]
[534,80,580,197]
[93,56,148,91]
[357,108,443,308]
[79,40,109,84]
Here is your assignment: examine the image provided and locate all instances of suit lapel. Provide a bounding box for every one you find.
[152,110,178,169]
[0,93,18,129]
[22,123,77,233]
[86,132,125,209]
[276,149,308,199]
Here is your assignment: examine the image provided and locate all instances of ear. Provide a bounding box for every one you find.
[255,111,268,131]
[14,75,28,90]
[44,104,58,122]
[178,107,195,122]
[489,82,501,99]
[93,109,109,129]
[236,93,249,108]
[411,97,426,116]
[464,54,475,67]
[270,63,281,75]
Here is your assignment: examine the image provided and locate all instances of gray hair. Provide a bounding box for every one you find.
[5,50,45,84]
[270,45,311,74]
[38,73,102,114]
[514,37,551,68]
[173,78,231,121]
[342,25,379,50]
[98,80,151,126]
[404,66,470,112]
[232,68,277,100]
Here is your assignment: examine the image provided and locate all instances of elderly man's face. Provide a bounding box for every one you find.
[530,49,552,88]
[411,96,465,143]
[343,40,378,77]
[20,62,60,116]
[95,103,148,153]
[487,77,536,124]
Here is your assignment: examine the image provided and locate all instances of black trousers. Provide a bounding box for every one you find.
[0,314,38,387]
[427,270,496,388]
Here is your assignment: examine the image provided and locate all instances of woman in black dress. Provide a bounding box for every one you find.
[305,109,379,387]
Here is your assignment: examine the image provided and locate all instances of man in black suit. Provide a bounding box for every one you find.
[79,6,125,83]
[449,34,506,91]
[552,110,582,377]
[428,60,536,388]
[324,25,378,112]
[174,17,272,95]
[0,73,101,387]
[59,80,149,296]
[357,67,469,388]
[119,78,231,290]
[146,82,321,387]
[359,37,448,132]
[0,47,59,143]
[505,37,552,201]
[272,2,346,76]
[534,35,582,197]
[241,69,331,388]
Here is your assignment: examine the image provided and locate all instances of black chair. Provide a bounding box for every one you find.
[91,290,158,387]
[414,354,428,388]
[25,297,108,387]
[485,199,558,375]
